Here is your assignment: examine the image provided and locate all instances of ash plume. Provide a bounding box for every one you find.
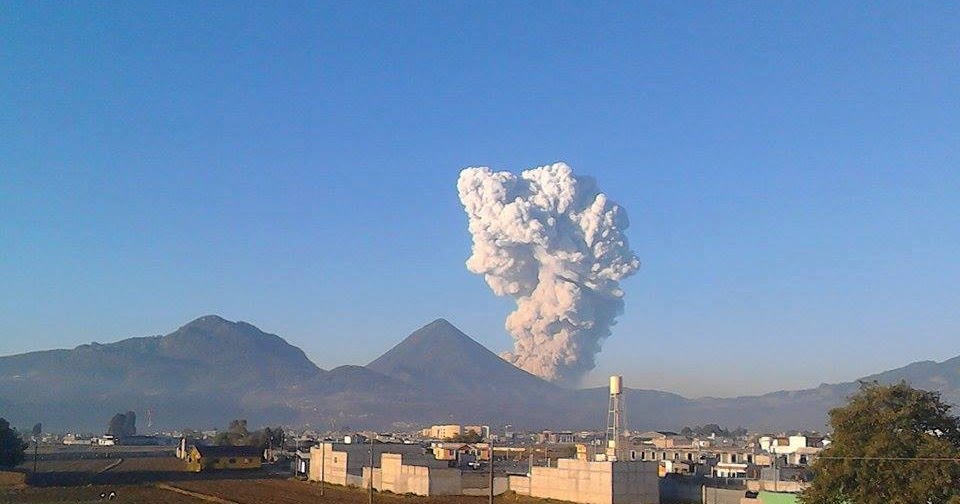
[457,162,640,385]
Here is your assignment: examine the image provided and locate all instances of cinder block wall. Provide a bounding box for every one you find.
[611,461,659,504]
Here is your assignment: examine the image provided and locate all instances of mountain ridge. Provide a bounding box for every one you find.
[2,315,958,432]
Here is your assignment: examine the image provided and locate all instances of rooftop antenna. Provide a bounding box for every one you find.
[605,375,627,461]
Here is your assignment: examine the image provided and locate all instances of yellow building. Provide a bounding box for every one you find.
[422,424,462,439]
[185,445,262,472]
[431,442,476,461]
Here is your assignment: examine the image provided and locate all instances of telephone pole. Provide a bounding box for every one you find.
[368,436,374,504]
[320,441,325,496]
[488,436,494,504]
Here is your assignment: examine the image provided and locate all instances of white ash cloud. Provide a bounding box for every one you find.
[457,162,640,385]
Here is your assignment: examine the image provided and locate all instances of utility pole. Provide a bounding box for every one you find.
[320,441,325,496]
[368,436,374,504]
[33,437,38,473]
[488,437,494,504]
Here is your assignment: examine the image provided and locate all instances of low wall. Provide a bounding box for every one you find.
[528,458,613,504]
[521,459,658,504]
[746,480,807,493]
[462,477,509,496]
[703,487,747,504]
[659,474,703,504]
[612,461,659,504]
[509,475,530,495]
[0,471,26,487]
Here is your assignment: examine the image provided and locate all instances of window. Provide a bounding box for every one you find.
[229,458,237,464]
[687,453,692,461]
[674,453,679,460]
[730,454,737,463]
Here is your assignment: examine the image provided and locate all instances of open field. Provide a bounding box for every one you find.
[3,479,563,504]
[1,484,206,503]
[173,479,565,504]
[3,452,565,504]
[16,460,116,475]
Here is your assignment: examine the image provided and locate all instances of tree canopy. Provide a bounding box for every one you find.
[679,424,747,438]
[0,417,27,468]
[801,381,960,504]
[107,411,137,437]
[215,419,285,449]
[447,429,483,444]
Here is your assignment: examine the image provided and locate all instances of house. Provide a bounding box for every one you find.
[293,450,310,479]
[422,425,463,439]
[62,434,93,446]
[185,445,262,472]
[309,441,463,495]
[431,442,480,462]
[540,430,576,444]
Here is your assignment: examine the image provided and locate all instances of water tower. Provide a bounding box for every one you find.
[604,375,627,461]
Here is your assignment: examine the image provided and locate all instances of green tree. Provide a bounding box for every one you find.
[123,411,137,436]
[448,429,483,443]
[0,418,27,468]
[228,419,249,437]
[106,411,136,437]
[107,413,127,436]
[800,382,960,504]
[213,431,232,446]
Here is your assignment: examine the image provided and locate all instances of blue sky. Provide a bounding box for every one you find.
[2,2,958,397]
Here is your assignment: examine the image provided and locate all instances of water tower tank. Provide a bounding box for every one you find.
[609,375,622,395]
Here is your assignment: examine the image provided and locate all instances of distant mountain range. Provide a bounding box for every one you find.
[1,315,958,433]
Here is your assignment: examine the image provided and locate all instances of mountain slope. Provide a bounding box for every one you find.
[0,315,325,430]
[367,318,560,398]
[365,318,572,428]
[2,315,959,432]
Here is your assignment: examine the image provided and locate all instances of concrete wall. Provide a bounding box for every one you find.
[0,471,26,487]
[703,487,748,504]
[509,475,530,495]
[461,477,509,496]
[611,461,659,504]
[310,442,443,484]
[746,480,807,493]
[659,474,702,504]
[528,458,613,504]
[520,458,659,504]
[309,443,352,486]
[376,453,463,496]
[311,444,464,497]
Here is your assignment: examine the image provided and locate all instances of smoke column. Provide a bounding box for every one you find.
[457,162,640,385]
